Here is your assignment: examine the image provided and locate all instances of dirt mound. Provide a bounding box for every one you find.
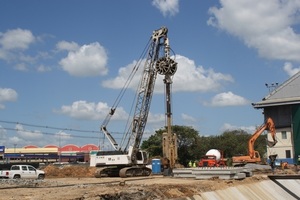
[43,165,97,178]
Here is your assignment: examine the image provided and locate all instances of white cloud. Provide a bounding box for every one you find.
[102,55,233,93]
[0,29,36,67]
[147,113,165,124]
[14,63,28,71]
[206,91,249,107]
[15,124,43,140]
[56,41,80,51]
[8,136,23,145]
[0,28,35,50]
[0,88,18,109]
[36,64,52,72]
[55,100,128,120]
[181,113,196,122]
[220,123,255,133]
[55,100,166,130]
[0,126,7,143]
[283,62,300,77]
[208,0,300,62]
[102,60,142,90]
[59,42,108,77]
[55,130,72,145]
[171,55,233,92]
[152,0,179,17]
[0,28,48,71]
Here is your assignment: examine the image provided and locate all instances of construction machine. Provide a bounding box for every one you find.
[198,149,226,167]
[92,27,177,178]
[232,117,277,166]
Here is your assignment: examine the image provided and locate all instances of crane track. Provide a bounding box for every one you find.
[0,176,156,190]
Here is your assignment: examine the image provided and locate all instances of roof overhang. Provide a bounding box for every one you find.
[252,97,300,108]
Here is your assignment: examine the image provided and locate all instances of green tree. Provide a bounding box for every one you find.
[141,126,270,167]
[141,125,202,167]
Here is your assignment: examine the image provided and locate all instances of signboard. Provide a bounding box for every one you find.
[0,146,5,153]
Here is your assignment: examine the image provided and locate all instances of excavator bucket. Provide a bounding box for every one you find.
[267,140,277,147]
[269,154,277,162]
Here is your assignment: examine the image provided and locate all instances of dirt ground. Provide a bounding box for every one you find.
[0,164,298,200]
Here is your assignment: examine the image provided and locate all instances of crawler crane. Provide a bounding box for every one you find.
[92,27,177,178]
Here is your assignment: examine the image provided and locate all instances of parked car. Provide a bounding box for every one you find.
[0,165,45,179]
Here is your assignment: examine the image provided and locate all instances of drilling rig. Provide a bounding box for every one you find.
[91,27,177,178]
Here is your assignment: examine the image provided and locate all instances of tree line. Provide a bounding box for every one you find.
[141,125,268,167]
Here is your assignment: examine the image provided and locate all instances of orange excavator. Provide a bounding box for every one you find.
[232,117,277,167]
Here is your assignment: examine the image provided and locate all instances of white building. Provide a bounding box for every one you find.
[253,72,300,164]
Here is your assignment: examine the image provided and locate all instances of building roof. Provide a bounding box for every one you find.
[253,71,300,108]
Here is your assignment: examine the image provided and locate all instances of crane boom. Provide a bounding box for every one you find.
[128,27,169,163]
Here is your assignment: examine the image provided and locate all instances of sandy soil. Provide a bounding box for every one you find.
[0,164,297,200]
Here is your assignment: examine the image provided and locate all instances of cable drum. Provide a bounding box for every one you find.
[155,58,177,75]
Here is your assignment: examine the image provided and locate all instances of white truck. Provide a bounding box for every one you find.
[0,165,45,179]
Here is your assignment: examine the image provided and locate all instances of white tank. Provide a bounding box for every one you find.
[205,149,221,161]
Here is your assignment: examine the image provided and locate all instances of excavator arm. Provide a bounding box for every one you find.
[248,117,277,158]
[232,117,277,166]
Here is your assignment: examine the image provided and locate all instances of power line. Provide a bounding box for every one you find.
[1,127,99,139]
[0,120,100,134]
[0,120,126,140]
[0,127,126,140]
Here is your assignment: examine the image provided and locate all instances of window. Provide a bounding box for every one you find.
[22,166,27,171]
[286,150,291,158]
[28,166,35,171]
[11,166,19,170]
[281,131,287,139]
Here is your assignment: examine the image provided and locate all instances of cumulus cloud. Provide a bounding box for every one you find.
[205,91,249,107]
[220,123,255,133]
[0,88,18,109]
[152,0,179,17]
[55,100,166,130]
[0,28,36,67]
[0,28,50,72]
[0,28,35,50]
[181,113,196,122]
[208,0,300,62]
[55,100,128,120]
[56,41,80,52]
[59,42,108,77]
[102,55,233,93]
[283,62,300,77]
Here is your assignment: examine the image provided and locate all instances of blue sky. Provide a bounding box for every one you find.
[1,0,300,149]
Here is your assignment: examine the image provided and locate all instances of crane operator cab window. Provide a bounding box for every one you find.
[136,150,148,164]
[136,151,143,161]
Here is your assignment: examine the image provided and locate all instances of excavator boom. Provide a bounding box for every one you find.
[232,117,277,166]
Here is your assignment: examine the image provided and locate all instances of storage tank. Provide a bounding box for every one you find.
[205,149,221,161]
